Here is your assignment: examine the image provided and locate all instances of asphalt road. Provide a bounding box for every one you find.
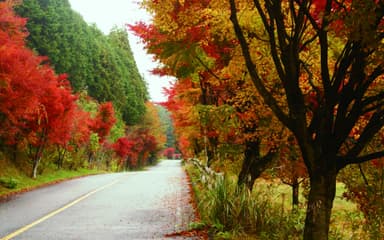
[0,160,195,240]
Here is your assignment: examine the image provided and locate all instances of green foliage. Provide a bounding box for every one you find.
[186,161,366,239]
[0,152,104,196]
[108,111,126,143]
[76,91,98,116]
[16,0,148,125]
[15,0,91,91]
[188,221,208,231]
[108,27,148,124]
[157,41,203,78]
[0,177,19,189]
[89,133,100,153]
[66,147,89,170]
[339,163,384,239]
[188,163,303,239]
[0,1,149,185]
[156,106,176,149]
[197,104,237,129]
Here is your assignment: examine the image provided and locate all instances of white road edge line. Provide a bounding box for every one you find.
[0,178,122,240]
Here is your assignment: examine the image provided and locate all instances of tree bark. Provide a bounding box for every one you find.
[56,146,66,169]
[32,157,41,179]
[304,170,337,240]
[292,179,299,208]
[29,142,45,179]
[11,143,17,162]
[206,147,214,167]
[238,139,276,190]
[88,151,94,164]
[125,156,131,170]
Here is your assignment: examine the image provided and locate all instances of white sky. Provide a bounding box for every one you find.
[68,0,172,102]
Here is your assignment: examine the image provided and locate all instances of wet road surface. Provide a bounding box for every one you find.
[0,160,195,239]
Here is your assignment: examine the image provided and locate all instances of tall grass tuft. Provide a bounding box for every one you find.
[187,160,366,239]
[198,175,305,239]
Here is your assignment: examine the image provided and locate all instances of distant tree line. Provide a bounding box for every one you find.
[16,0,148,125]
[0,0,169,180]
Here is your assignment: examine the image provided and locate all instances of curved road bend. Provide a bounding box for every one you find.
[0,160,195,239]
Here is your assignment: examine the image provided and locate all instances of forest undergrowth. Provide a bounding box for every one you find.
[185,161,367,240]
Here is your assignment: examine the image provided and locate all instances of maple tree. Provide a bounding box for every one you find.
[69,98,93,150]
[81,101,118,165]
[132,0,384,238]
[26,70,76,178]
[132,102,164,166]
[163,147,176,159]
[116,129,145,169]
[131,1,222,164]
[113,102,166,169]
[339,137,384,238]
[224,74,283,190]
[0,0,78,178]
[131,0,285,188]
[275,134,308,208]
[341,162,384,238]
[1,0,159,179]
[16,0,148,125]
[161,80,203,159]
[0,0,38,146]
[90,102,116,144]
[55,105,92,169]
[228,0,384,238]
[112,136,134,166]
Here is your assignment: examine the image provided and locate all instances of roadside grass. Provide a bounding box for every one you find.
[0,156,105,198]
[185,161,365,240]
[330,183,365,239]
[0,153,164,199]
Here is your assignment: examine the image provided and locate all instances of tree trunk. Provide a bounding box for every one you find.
[206,147,214,167]
[192,138,201,157]
[105,158,110,170]
[31,157,41,179]
[292,179,299,208]
[303,171,337,240]
[138,154,143,168]
[56,147,66,169]
[238,139,276,191]
[88,151,94,164]
[29,142,45,179]
[125,156,131,170]
[11,143,17,162]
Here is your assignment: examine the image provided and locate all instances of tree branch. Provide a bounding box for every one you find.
[358,164,371,189]
[253,0,287,82]
[229,0,292,129]
[339,110,384,169]
[195,55,230,81]
[338,151,384,168]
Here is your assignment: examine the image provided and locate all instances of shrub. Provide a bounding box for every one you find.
[197,174,304,239]
[339,162,384,240]
[0,177,18,189]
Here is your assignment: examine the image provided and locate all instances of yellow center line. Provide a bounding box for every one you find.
[0,178,122,240]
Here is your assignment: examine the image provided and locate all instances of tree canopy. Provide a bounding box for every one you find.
[0,0,167,180]
[131,0,384,239]
[16,0,148,124]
